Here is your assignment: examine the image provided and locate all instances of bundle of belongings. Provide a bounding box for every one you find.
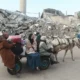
[8,35,23,56]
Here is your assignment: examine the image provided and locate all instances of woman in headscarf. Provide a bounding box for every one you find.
[0,32,15,69]
[26,33,40,70]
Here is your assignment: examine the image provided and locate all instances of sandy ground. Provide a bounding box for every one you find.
[0,46,80,80]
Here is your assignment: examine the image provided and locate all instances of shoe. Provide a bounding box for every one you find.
[51,61,59,65]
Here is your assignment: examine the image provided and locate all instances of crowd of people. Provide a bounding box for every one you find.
[0,31,58,75]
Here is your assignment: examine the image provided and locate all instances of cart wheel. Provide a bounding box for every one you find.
[39,59,50,70]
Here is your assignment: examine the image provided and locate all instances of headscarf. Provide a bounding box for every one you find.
[28,33,34,45]
[3,32,9,39]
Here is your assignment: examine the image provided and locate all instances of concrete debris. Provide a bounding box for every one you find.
[0,8,80,39]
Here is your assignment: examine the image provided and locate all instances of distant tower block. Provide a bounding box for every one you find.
[20,0,26,14]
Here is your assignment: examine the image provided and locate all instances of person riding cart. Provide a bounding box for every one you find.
[39,36,58,65]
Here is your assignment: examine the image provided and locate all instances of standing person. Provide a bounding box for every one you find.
[26,33,40,70]
[36,32,41,52]
[0,32,15,70]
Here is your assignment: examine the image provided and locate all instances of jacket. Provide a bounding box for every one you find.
[39,41,51,56]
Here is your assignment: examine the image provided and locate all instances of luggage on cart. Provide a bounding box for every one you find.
[8,35,23,56]
[8,35,21,43]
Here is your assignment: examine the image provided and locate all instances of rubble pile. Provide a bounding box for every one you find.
[0,8,80,39]
[0,9,37,36]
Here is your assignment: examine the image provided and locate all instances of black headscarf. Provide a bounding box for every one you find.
[28,33,34,45]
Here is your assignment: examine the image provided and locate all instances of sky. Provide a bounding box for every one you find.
[0,0,80,17]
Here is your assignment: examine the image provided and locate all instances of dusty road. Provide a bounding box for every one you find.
[0,46,80,80]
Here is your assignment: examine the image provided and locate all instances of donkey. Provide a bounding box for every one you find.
[47,36,80,62]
